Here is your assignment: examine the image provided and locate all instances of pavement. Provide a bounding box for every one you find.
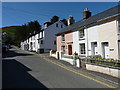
[2,46,120,89]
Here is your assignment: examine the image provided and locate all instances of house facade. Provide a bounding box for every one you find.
[56,5,120,60]
[37,21,66,53]
[57,32,73,55]
[57,16,75,55]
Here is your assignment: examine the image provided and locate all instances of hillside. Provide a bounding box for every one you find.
[2,26,21,45]
[2,26,21,35]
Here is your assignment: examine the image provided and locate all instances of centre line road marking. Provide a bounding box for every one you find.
[43,57,116,88]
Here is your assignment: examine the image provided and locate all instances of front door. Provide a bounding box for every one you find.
[68,45,72,55]
[93,42,97,55]
[103,42,109,58]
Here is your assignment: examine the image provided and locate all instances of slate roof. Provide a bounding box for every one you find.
[56,5,120,36]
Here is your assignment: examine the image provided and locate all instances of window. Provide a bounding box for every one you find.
[34,36,35,40]
[41,40,43,44]
[79,29,85,38]
[34,42,35,47]
[80,43,86,54]
[61,34,65,42]
[61,25,63,28]
[56,23,58,27]
[54,40,56,45]
[61,46,65,53]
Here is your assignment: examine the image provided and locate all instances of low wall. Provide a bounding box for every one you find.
[86,63,120,78]
[51,54,56,58]
[61,57,74,65]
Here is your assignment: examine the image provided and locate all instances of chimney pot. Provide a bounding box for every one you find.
[83,8,91,19]
[68,15,75,26]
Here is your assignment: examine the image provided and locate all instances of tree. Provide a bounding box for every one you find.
[51,16,59,24]
[33,20,41,34]
[61,19,68,26]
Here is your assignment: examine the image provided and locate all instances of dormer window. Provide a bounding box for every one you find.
[56,23,58,27]
[79,29,85,39]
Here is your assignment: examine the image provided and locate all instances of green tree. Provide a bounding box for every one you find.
[51,16,59,24]
[61,19,68,26]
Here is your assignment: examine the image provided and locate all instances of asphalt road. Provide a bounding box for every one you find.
[2,46,119,89]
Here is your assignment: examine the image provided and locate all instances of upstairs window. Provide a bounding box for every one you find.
[41,40,43,44]
[54,40,56,45]
[56,23,58,27]
[61,34,65,42]
[61,25,63,28]
[79,29,85,39]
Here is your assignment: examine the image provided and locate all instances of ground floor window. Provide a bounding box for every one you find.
[80,43,86,54]
[61,46,65,53]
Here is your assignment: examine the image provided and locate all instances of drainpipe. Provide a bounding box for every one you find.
[85,26,89,57]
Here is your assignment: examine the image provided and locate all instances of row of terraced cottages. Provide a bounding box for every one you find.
[21,20,67,53]
[21,5,120,60]
[56,5,120,60]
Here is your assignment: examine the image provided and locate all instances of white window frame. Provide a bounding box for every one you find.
[80,43,86,54]
[61,46,65,53]
[61,34,65,42]
[79,29,85,39]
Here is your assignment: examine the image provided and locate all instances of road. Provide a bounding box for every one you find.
[2,46,119,89]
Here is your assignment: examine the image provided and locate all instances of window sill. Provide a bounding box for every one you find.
[61,41,65,43]
[79,38,85,40]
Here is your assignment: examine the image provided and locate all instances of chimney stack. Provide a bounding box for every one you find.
[83,8,91,19]
[67,15,75,26]
[44,22,52,29]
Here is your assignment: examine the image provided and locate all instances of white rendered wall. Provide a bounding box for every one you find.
[73,31,80,54]
[87,25,99,56]
[98,20,118,59]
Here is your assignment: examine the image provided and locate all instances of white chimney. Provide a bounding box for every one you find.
[67,15,75,26]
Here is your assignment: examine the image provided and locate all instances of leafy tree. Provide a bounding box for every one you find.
[51,16,59,24]
[61,19,68,26]
[34,20,41,34]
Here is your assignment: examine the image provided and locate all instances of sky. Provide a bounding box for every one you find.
[2,2,119,28]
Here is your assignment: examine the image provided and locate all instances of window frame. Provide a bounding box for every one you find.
[41,40,43,44]
[61,34,65,42]
[61,46,65,53]
[80,43,86,54]
[79,29,85,39]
